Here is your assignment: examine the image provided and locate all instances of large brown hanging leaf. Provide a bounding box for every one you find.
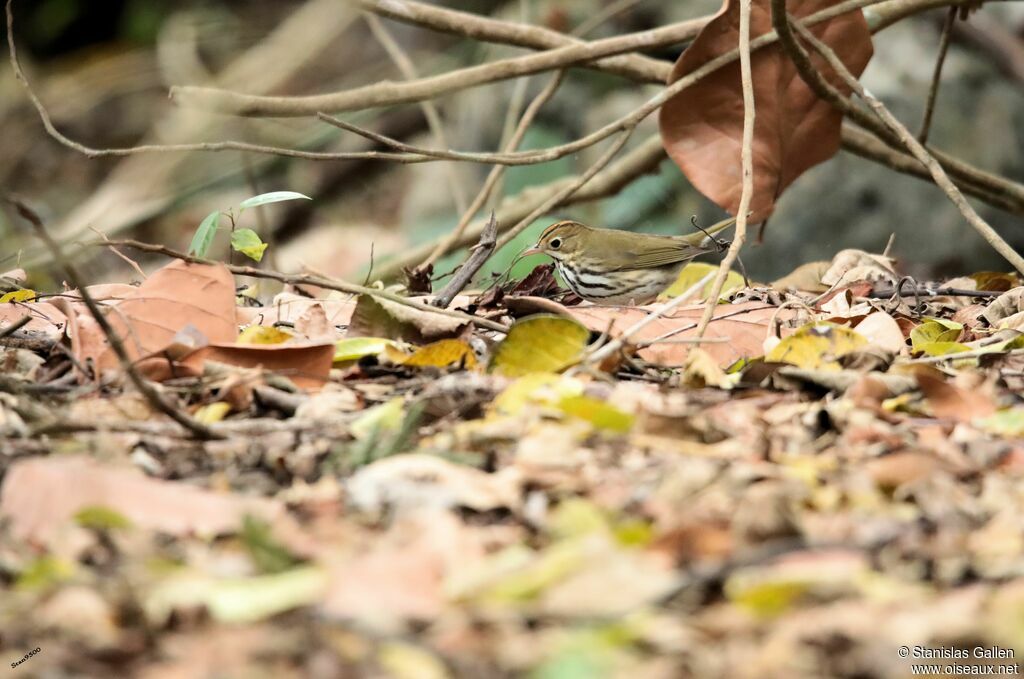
[659,0,873,221]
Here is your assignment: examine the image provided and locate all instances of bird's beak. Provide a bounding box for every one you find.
[521,244,542,257]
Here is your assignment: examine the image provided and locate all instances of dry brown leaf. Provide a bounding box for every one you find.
[180,341,335,391]
[292,302,336,342]
[853,312,906,354]
[0,301,67,340]
[566,302,792,366]
[659,0,873,221]
[84,260,237,376]
[820,249,898,288]
[237,292,355,328]
[0,456,307,550]
[916,371,997,422]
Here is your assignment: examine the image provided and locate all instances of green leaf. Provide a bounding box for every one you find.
[238,191,311,209]
[241,515,301,574]
[74,505,133,531]
[188,210,221,257]
[334,337,398,363]
[489,315,590,377]
[230,228,268,262]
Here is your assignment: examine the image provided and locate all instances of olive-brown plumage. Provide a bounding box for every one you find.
[525,217,735,305]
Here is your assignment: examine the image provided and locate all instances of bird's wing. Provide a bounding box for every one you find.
[613,240,712,270]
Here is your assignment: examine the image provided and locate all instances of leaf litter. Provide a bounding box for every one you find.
[6,246,1024,678]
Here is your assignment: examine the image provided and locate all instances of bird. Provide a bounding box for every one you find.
[522,216,736,305]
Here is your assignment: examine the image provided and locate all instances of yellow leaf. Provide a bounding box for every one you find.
[491,373,584,415]
[238,325,293,345]
[195,401,232,424]
[401,339,477,370]
[489,315,590,377]
[681,348,738,388]
[558,395,633,433]
[378,642,450,679]
[765,322,867,370]
[910,319,962,353]
[659,262,743,300]
[0,289,35,303]
[333,337,397,363]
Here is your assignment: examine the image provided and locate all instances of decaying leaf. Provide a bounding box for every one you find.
[348,294,467,343]
[765,322,867,370]
[489,315,590,377]
[659,0,873,221]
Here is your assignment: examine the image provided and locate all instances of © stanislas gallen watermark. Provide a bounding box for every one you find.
[898,646,1016,660]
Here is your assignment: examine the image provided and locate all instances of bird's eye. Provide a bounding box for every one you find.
[549,237,562,250]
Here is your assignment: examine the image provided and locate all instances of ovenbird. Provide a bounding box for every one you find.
[523,216,736,305]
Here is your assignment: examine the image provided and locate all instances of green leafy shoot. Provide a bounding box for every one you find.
[188,210,221,258]
[238,191,311,210]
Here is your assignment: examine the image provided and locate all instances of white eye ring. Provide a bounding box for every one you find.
[549,237,562,250]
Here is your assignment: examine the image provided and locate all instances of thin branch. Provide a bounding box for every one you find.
[364,12,468,214]
[494,130,634,250]
[376,133,666,279]
[783,13,1024,274]
[8,199,223,441]
[88,239,511,333]
[695,0,756,340]
[841,124,1024,214]
[432,212,498,308]
[170,19,707,116]
[918,7,956,142]
[421,71,565,270]
[357,0,1024,214]
[10,0,1022,222]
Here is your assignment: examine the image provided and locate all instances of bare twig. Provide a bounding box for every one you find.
[918,7,956,142]
[357,0,1024,215]
[88,239,511,333]
[421,71,565,270]
[781,13,1024,275]
[494,130,634,250]
[170,19,707,116]
[0,315,31,340]
[841,124,1024,214]
[432,212,499,308]
[695,0,755,340]
[376,133,666,279]
[8,199,223,441]
[364,12,468,214]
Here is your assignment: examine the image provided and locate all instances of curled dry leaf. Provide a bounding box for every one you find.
[659,0,873,221]
[347,294,467,344]
[181,341,336,391]
[77,260,238,377]
[853,312,906,354]
[820,249,898,288]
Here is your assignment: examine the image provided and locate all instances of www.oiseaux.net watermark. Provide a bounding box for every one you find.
[898,645,1019,675]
